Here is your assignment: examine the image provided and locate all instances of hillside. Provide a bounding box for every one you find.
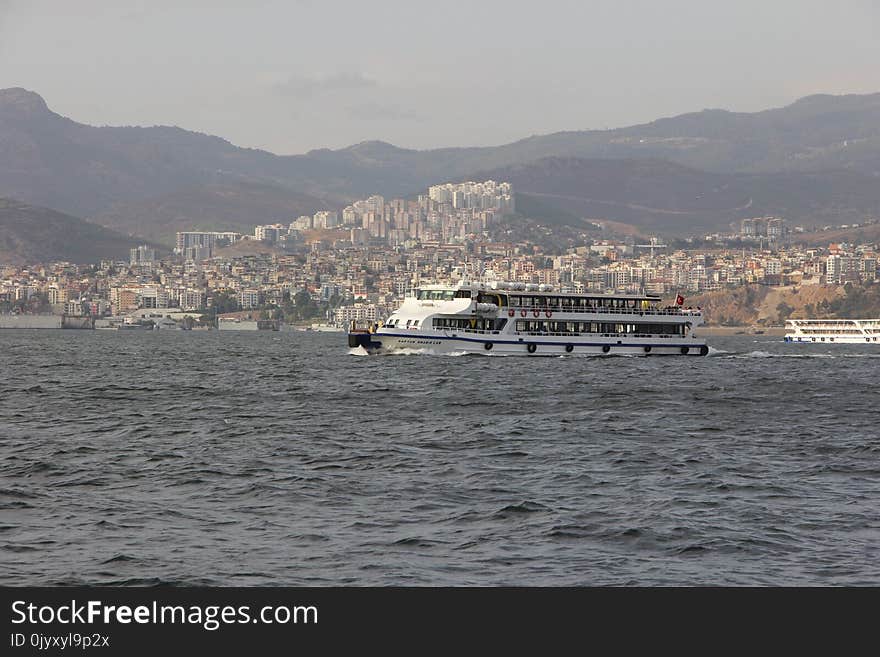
[91,181,325,245]
[480,158,880,234]
[0,198,145,265]
[793,222,880,247]
[685,283,880,326]
[2,87,880,240]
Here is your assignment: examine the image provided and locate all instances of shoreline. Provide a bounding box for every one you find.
[698,326,785,336]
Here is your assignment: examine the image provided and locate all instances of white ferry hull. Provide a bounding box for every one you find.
[784,318,880,344]
[354,331,708,356]
[785,335,880,344]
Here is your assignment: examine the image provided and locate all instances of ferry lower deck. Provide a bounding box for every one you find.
[362,331,708,356]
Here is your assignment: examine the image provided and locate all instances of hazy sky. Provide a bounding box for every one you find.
[1,0,878,154]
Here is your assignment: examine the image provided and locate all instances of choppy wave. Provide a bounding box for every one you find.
[725,350,840,359]
[2,330,879,586]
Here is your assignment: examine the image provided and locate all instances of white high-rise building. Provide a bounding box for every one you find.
[428,181,514,215]
[291,215,312,231]
[313,211,339,229]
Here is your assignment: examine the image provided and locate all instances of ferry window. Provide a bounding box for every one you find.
[419,290,456,300]
[454,290,472,299]
[495,319,507,330]
[510,295,521,306]
[412,319,419,326]
[406,320,412,327]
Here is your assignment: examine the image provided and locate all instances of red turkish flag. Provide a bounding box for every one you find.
[675,294,684,306]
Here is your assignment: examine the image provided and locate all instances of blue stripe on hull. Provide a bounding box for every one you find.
[375,332,703,349]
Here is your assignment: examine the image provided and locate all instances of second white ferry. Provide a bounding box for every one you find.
[784,319,880,344]
[348,280,708,356]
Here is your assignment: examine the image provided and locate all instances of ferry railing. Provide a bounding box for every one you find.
[432,327,684,338]
[515,331,682,338]
[507,306,701,317]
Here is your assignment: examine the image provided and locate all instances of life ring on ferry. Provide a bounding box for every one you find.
[527,343,537,354]
[545,310,552,318]
[484,342,493,351]
[508,309,515,317]
[565,344,574,353]
[532,309,540,317]
[601,345,611,353]
[680,346,690,355]
[520,309,527,317]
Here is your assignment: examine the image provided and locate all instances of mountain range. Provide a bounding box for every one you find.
[1,86,879,244]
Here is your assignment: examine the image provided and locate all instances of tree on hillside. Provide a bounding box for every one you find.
[776,301,794,321]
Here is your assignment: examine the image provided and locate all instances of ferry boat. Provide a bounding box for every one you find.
[348,281,708,356]
[784,319,880,344]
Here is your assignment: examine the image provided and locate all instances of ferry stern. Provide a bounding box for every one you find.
[348,322,383,352]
